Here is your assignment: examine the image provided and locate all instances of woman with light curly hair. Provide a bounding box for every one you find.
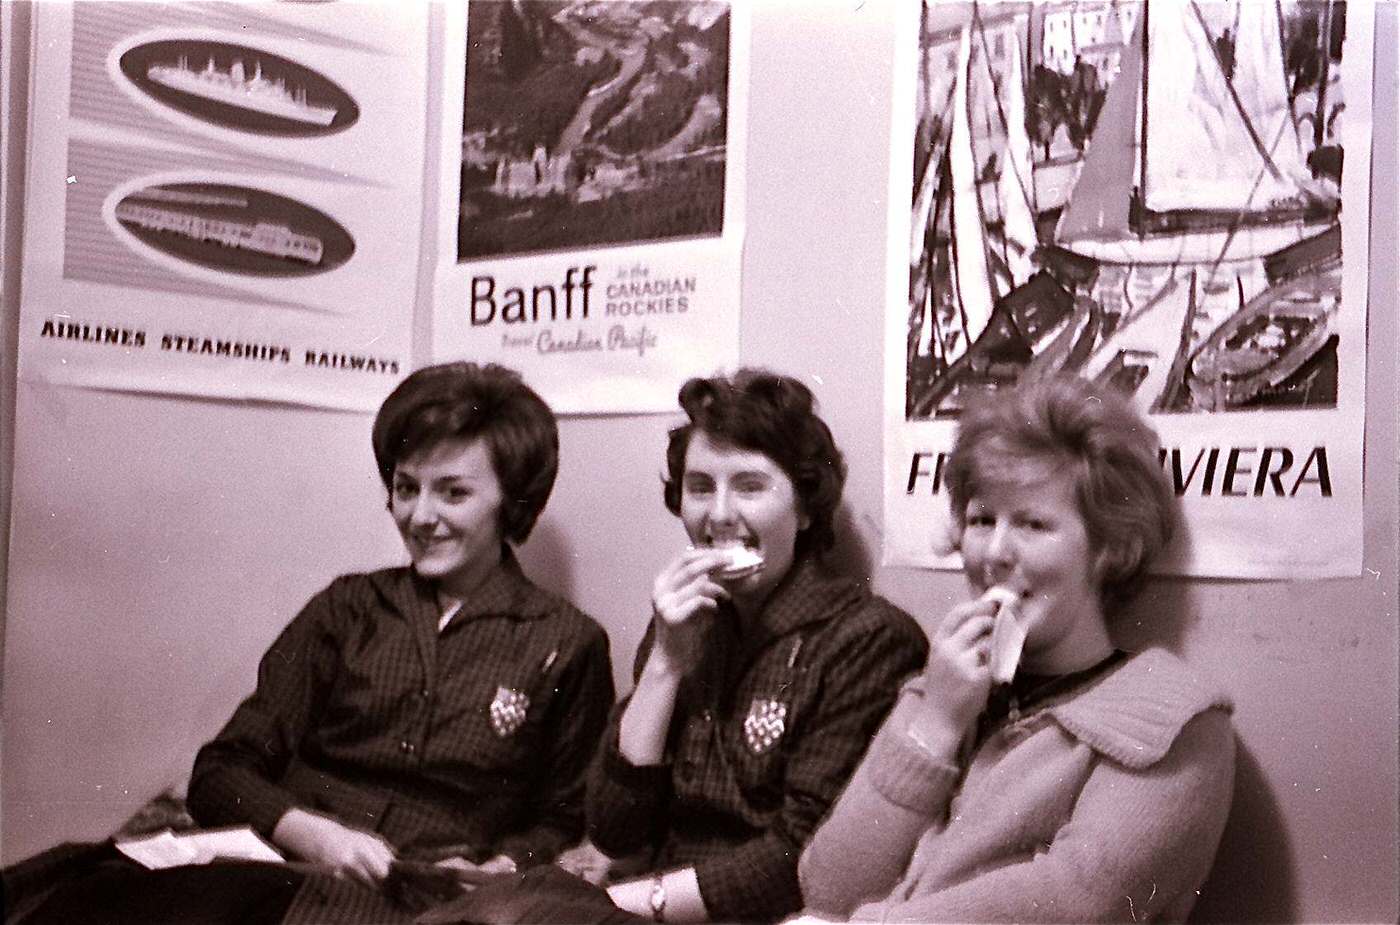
[794,375,1235,924]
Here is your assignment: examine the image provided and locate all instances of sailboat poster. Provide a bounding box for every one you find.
[883,1,1374,578]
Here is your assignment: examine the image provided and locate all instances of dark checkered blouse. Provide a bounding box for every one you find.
[188,552,614,869]
[587,558,929,923]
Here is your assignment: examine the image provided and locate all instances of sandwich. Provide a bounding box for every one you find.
[712,544,765,580]
[982,586,1026,684]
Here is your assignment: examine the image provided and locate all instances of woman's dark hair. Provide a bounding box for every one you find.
[371,362,558,544]
[662,368,846,556]
[944,374,1177,615]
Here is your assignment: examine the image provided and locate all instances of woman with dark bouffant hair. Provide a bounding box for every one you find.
[576,368,929,924]
[180,362,615,921]
[794,375,1235,924]
[12,364,615,925]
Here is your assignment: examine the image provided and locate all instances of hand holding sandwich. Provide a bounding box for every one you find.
[647,546,734,677]
[907,587,1020,758]
[618,547,733,768]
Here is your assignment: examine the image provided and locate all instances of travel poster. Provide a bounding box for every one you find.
[18,2,429,411]
[432,0,747,414]
[883,0,1374,578]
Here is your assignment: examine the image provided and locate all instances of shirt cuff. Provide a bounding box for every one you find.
[693,844,802,923]
[188,771,302,841]
[246,790,303,840]
[600,740,672,789]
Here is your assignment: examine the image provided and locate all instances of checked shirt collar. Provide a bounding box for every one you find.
[400,545,554,632]
[740,555,863,649]
[395,546,555,697]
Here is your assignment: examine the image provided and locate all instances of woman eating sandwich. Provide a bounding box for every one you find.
[587,368,929,924]
[793,375,1236,924]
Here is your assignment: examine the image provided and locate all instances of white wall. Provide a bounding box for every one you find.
[3,3,1397,922]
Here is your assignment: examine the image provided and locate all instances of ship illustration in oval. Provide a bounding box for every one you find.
[114,182,354,277]
[119,40,358,136]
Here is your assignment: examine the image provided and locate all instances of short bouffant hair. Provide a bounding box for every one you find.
[662,368,846,556]
[944,375,1176,614]
[371,362,558,544]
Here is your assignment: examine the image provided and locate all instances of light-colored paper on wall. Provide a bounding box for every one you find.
[882,1,1374,579]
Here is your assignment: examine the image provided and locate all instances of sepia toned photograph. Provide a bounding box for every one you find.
[119,39,360,137]
[114,182,354,277]
[457,0,730,261]
[16,1,431,411]
[1,4,1395,925]
[906,0,1349,419]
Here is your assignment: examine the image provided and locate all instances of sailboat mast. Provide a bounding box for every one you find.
[1315,0,1332,149]
[1138,0,1149,241]
[949,18,995,345]
[971,2,1012,289]
[931,151,953,370]
[918,0,929,164]
[1026,5,1040,216]
[945,151,971,351]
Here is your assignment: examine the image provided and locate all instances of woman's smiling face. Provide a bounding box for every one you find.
[390,437,504,597]
[679,431,808,607]
[958,461,1109,674]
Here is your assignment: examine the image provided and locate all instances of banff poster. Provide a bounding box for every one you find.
[884,0,1374,578]
[432,0,747,414]
[17,3,428,411]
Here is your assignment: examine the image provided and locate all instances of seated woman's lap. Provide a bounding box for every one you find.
[19,858,304,925]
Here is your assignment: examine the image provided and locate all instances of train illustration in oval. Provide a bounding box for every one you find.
[114,182,354,277]
[119,39,358,136]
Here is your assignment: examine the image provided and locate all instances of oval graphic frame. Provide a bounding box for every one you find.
[113,182,355,278]
[119,40,359,137]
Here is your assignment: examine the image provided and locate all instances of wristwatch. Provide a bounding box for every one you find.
[648,874,667,922]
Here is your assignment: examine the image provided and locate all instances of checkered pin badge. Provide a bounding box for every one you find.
[743,697,789,755]
[489,686,530,738]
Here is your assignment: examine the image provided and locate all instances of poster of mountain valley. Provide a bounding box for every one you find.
[432,1,747,414]
[884,0,1374,578]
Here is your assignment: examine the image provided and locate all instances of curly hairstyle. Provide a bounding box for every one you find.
[943,375,1177,614]
[371,362,558,544]
[662,368,847,556]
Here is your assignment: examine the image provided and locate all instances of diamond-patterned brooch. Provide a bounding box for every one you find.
[489,686,530,738]
[743,697,788,755]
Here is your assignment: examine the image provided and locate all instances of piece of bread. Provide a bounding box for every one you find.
[983,586,1026,684]
[714,544,765,580]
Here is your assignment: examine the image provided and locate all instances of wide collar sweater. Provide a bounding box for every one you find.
[798,647,1235,924]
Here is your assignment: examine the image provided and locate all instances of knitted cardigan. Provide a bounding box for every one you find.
[798,648,1235,923]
